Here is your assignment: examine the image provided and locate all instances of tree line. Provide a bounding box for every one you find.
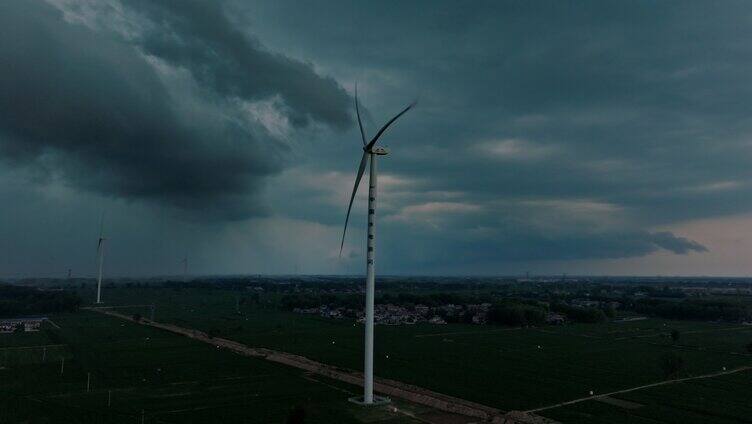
[628,298,752,322]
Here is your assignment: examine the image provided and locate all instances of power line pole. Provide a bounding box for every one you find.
[60,357,65,375]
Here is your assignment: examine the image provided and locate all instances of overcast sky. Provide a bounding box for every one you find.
[2,0,752,278]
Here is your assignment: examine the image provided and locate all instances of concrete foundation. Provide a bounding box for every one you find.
[348,395,391,406]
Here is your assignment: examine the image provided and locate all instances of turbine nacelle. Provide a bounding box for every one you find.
[368,146,389,156]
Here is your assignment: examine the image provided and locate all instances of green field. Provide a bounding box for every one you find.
[84,286,752,416]
[543,369,752,423]
[0,311,423,424]
[0,328,69,368]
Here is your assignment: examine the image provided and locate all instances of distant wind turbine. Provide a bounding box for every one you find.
[181,256,188,281]
[95,213,106,304]
[341,86,415,405]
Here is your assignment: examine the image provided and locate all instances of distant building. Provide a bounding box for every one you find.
[546,313,566,325]
[471,312,488,324]
[428,316,447,325]
[606,301,621,310]
[572,299,601,308]
[0,317,47,333]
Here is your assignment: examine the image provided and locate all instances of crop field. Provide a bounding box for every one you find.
[0,311,423,424]
[84,286,752,416]
[1,328,69,368]
[543,368,752,423]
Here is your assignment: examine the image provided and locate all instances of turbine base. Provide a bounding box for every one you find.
[348,395,391,406]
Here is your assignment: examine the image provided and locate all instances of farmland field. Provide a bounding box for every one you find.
[0,327,69,367]
[542,368,752,423]
[82,286,752,415]
[0,311,423,424]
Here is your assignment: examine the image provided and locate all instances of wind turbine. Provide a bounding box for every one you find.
[181,256,188,281]
[95,213,106,304]
[341,87,415,405]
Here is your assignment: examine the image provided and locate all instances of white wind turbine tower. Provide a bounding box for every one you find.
[341,87,415,405]
[95,213,106,304]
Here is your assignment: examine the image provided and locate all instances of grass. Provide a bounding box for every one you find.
[0,311,421,424]
[542,369,752,423]
[83,286,752,414]
[0,329,69,367]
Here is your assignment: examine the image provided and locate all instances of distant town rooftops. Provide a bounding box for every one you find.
[0,316,48,333]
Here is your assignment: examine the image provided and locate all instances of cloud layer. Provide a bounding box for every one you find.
[0,0,349,220]
[5,1,752,276]
[242,0,752,271]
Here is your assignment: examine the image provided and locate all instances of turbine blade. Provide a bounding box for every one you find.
[340,151,369,257]
[365,100,416,150]
[98,212,105,237]
[355,85,367,145]
[362,103,377,133]
[97,211,106,255]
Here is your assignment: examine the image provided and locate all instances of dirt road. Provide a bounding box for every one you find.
[526,365,752,413]
[86,307,555,424]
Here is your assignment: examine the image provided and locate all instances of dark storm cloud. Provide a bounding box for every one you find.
[368,201,708,272]
[242,0,752,268]
[0,1,350,220]
[4,0,752,276]
[379,227,707,272]
[649,232,707,255]
[124,0,351,129]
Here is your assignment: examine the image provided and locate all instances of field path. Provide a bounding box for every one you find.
[0,343,65,351]
[85,307,557,424]
[526,365,752,413]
